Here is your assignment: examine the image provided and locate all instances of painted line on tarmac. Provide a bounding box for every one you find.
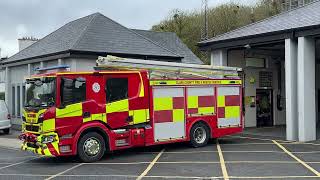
[161,150,217,153]
[136,148,164,180]
[217,139,229,180]
[229,135,294,143]
[229,175,319,179]
[156,161,220,164]
[0,157,40,170]
[44,163,84,180]
[0,156,36,160]
[0,145,20,151]
[273,140,320,177]
[0,173,223,179]
[220,143,275,145]
[226,161,299,164]
[281,142,320,146]
[293,151,320,154]
[222,151,284,153]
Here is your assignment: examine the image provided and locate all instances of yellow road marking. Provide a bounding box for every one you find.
[45,163,84,180]
[136,148,164,180]
[229,135,294,143]
[220,143,275,145]
[217,139,229,180]
[272,140,320,177]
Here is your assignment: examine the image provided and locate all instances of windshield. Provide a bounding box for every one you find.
[25,77,56,107]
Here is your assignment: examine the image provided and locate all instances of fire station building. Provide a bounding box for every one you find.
[199,1,320,141]
[2,13,202,128]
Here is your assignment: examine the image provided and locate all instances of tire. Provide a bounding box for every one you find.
[190,122,210,148]
[77,132,105,162]
[3,128,9,135]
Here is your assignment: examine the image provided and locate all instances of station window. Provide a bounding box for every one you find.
[61,77,86,105]
[106,78,128,103]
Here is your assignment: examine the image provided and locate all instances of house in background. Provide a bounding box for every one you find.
[2,12,202,127]
[198,1,320,141]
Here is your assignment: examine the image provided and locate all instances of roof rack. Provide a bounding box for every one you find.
[95,56,242,79]
[35,65,70,74]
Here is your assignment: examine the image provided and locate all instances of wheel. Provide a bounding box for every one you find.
[77,132,105,162]
[190,122,210,147]
[3,128,9,135]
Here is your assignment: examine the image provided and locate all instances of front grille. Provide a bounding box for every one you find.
[25,125,40,132]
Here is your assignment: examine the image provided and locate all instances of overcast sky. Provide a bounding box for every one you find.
[0,0,256,57]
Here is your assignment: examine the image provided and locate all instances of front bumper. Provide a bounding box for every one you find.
[20,132,60,157]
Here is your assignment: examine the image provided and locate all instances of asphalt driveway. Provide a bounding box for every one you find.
[0,132,320,179]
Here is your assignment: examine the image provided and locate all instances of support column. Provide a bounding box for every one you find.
[14,84,18,118]
[27,64,31,76]
[20,83,23,117]
[5,67,10,113]
[58,58,62,66]
[211,49,227,66]
[297,37,316,141]
[285,38,298,141]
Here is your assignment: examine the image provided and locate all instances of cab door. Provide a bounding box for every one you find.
[104,72,149,129]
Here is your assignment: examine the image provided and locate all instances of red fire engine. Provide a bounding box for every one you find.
[20,57,243,162]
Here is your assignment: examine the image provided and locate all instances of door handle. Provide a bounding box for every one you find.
[83,112,91,118]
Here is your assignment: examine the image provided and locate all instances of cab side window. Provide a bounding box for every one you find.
[106,78,128,103]
[61,77,86,105]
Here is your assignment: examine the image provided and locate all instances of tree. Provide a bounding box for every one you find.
[151,0,282,64]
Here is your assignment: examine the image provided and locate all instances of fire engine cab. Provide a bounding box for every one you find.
[20,56,243,162]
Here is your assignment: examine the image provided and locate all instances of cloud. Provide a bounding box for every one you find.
[0,0,255,57]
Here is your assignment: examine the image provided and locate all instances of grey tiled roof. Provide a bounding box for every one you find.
[6,13,192,63]
[199,1,320,45]
[133,29,203,64]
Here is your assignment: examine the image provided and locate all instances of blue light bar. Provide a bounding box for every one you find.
[35,65,70,71]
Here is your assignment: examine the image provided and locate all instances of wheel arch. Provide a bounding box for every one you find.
[72,122,111,155]
[188,119,212,139]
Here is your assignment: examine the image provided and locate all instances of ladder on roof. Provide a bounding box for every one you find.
[95,55,242,79]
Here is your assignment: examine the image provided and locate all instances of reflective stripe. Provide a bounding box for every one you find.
[153,97,173,111]
[83,113,107,123]
[51,142,60,155]
[92,113,107,123]
[150,79,242,86]
[187,96,198,108]
[198,107,215,114]
[225,106,240,118]
[42,118,55,132]
[130,109,148,124]
[43,148,51,156]
[217,96,225,107]
[138,73,145,97]
[56,103,82,118]
[106,99,129,113]
[173,109,184,122]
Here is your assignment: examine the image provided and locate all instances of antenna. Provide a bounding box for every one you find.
[201,0,209,41]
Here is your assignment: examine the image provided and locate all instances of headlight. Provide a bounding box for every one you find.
[41,135,56,144]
